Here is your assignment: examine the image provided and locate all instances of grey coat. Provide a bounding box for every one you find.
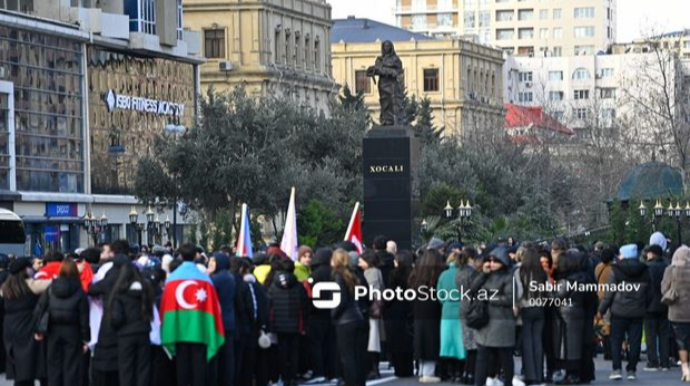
[455,264,479,350]
[661,264,690,322]
[472,269,515,348]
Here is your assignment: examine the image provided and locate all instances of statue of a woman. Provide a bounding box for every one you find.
[367,40,404,126]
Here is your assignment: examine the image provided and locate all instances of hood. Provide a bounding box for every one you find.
[313,248,333,267]
[252,252,268,265]
[614,259,648,278]
[488,247,511,267]
[213,252,230,271]
[51,278,81,299]
[427,238,446,251]
[273,271,298,289]
[243,273,256,284]
[672,245,690,267]
[650,232,668,251]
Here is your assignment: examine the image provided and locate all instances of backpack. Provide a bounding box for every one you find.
[465,298,489,329]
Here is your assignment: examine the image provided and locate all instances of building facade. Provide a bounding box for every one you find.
[183,0,337,113]
[395,0,617,57]
[0,0,202,253]
[332,17,504,138]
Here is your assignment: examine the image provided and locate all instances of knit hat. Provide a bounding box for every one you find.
[9,258,31,275]
[645,245,663,258]
[649,232,668,251]
[620,244,639,259]
[297,245,313,259]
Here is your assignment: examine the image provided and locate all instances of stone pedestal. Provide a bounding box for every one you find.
[363,126,420,251]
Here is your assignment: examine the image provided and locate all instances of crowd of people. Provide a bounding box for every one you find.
[0,231,687,386]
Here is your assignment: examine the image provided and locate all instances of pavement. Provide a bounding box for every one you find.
[0,357,682,385]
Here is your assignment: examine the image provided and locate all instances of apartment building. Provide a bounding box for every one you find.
[183,0,337,113]
[332,17,504,138]
[612,29,690,59]
[396,0,617,57]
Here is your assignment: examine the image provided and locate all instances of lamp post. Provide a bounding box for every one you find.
[129,206,143,247]
[443,199,473,243]
[639,200,666,231]
[145,205,161,247]
[82,210,107,246]
[165,123,186,249]
[640,199,690,245]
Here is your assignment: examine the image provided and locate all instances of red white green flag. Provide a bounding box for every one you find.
[160,261,225,360]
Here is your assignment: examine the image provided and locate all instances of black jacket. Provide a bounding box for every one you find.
[267,272,308,333]
[599,259,651,319]
[309,255,333,321]
[375,250,395,289]
[34,278,89,342]
[233,273,255,335]
[110,281,152,337]
[331,271,364,326]
[211,253,236,333]
[646,257,669,315]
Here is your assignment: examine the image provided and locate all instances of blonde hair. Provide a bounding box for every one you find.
[447,251,461,265]
[332,249,358,295]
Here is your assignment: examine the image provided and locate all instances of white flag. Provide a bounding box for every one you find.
[280,187,299,260]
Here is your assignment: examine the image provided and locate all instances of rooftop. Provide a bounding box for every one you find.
[332,16,433,44]
[504,104,574,136]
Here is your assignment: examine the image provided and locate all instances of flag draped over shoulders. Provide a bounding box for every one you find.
[160,261,225,360]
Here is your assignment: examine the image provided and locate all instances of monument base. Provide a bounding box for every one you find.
[363,126,420,251]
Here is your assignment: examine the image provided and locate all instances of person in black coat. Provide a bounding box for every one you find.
[231,257,257,386]
[373,236,395,289]
[2,258,51,386]
[88,239,132,386]
[307,248,337,382]
[267,260,308,386]
[209,252,236,386]
[644,245,671,370]
[33,258,89,386]
[384,250,414,377]
[108,261,154,386]
[0,254,11,374]
[409,249,445,383]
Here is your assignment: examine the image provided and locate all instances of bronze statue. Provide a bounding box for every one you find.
[367,40,404,126]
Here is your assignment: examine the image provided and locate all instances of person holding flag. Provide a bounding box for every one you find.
[236,204,254,258]
[160,244,225,386]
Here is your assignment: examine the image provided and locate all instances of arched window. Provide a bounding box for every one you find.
[572,68,591,80]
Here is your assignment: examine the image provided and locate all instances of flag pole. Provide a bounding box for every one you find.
[345,202,360,241]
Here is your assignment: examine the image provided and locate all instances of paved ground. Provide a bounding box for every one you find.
[0,357,681,385]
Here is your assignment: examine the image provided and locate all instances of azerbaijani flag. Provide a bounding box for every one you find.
[160,261,225,360]
[236,203,253,258]
[344,202,364,254]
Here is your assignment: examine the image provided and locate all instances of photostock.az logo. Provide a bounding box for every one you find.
[309,279,341,309]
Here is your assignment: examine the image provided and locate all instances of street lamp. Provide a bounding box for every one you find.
[638,201,647,217]
[444,201,454,219]
[643,199,690,246]
[421,218,428,233]
[129,206,143,247]
[654,200,665,217]
[443,199,473,243]
[164,123,186,249]
[82,210,107,246]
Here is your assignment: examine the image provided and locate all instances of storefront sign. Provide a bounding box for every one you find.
[43,226,59,242]
[46,203,78,217]
[104,89,185,117]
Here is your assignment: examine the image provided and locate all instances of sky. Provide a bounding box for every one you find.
[328,0,689,42]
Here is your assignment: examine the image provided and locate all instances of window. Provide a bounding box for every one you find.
[479,11,490,27]
[574,27,595,38]
[572,68,591,80]
[539,9,548,19]
[517,46,534,56]
[497,29,515,40]
[412,0,425,10]
[496,10,514,21]
[438,13,454,27]
[600,68,614,77]
[519,71,533,82]
[424,69,439,92]
[314,39,321,71]
[553,28,562,39]
[602,108,616,120]
[574,7,595,18]
[204,29,225,59]
[549,71,563,81]
[539,28,548,39]
[438,0,453,10]
[463,0,475,6]
[552,47,562,56]
[575,108,588,120]
[600,88,616,99]
[574,90,590,100]
[502,47,515,55]
[519,28,534,40]
[549,91,564,101]
[464,11,476,28]
[518,92,533,102]
[355,70,371,94]
[518,9,534,21]
[553,9,562,19]
[684,41,690,49]
[575,45,594,55]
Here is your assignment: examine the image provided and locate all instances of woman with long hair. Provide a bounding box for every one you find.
[455,249,479,385]
[385,250,415,377]
[2,258,51,386]
[108,262,154,386]
[410,248,445,383]
[661,245,690,382]
[359,250,385,379]
[331,249,367,386]
[33,258,89,386]
[514,247,547,385]
[437,252,466,383]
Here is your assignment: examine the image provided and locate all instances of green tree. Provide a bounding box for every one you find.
[297,200,346,248]
[609,199,626,245]
[414,97,443,147]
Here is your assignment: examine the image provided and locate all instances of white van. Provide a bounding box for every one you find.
[0,209,27,256]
